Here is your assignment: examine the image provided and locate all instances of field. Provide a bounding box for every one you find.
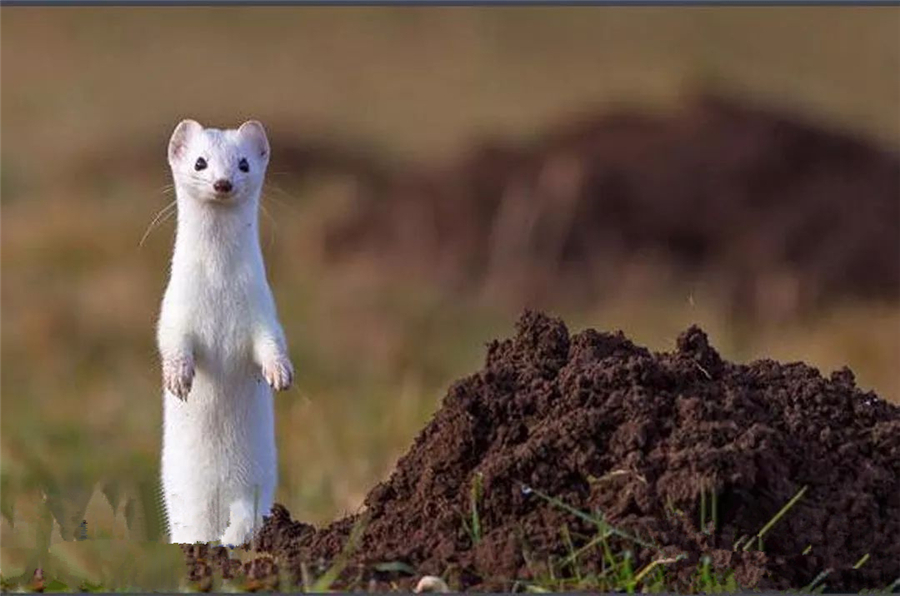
[1,7,899,592]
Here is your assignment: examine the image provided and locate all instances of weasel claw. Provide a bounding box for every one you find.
[163,355,195,400]
[262,356,293,392]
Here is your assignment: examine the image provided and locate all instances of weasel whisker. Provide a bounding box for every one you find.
[262,183,298,211]
[154,182,176,195]
[260,201,277,250]
[140,200,178,248]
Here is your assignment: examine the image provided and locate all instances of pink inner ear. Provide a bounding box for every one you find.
[170,139,186,161]
[170,121,199,161]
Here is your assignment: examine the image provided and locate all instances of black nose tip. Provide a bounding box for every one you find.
[213,179,233,193]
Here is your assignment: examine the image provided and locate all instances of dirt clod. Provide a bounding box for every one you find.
[191,312,900,591]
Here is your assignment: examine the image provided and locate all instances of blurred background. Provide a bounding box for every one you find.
[1,6,898,588]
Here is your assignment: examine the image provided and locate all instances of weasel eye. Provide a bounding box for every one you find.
[238,158,249,173]
[194,157,207,171]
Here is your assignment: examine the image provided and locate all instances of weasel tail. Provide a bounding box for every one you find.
[157,119,293,546]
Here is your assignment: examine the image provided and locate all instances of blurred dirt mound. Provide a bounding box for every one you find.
[324,94,900,317]
[189,311,900,591]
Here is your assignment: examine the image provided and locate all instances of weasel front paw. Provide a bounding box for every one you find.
[163,355,195,400]
[261,355,293,392]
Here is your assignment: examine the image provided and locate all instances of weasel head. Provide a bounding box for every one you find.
[167,119,270,207]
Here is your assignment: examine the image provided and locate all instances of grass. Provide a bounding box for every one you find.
[497,484,745,593]
[1,187,897,590]
[699,482,718,536]
[0,479,896,592]
[738,484,808,553]
[460,472,484,547]
[509,482,878,594]
[307,516,368,593]
[2,190,898,593]
[2,7,899,592]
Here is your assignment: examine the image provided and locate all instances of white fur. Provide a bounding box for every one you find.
[157,119,293,546]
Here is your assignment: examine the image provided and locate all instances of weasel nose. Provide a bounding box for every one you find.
[213,179,233,194]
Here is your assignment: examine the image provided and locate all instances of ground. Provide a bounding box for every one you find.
[1,7,898,591]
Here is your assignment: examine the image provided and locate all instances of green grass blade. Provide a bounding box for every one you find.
[743,485,808,552]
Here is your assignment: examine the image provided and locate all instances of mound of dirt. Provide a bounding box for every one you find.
[186,311,900,592]
[324,94,900,318]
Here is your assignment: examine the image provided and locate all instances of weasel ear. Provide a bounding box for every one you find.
[238,120,270,160]
[168,119,203,165]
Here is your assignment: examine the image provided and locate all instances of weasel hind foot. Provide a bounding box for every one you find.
[220,514,263,548]
[163,355,195,400]
[261,355,293,392]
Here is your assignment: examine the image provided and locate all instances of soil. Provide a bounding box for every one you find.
[185,311,900,592]
[323,93,900,318]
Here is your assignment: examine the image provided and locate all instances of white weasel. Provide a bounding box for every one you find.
[157,119,293,546]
